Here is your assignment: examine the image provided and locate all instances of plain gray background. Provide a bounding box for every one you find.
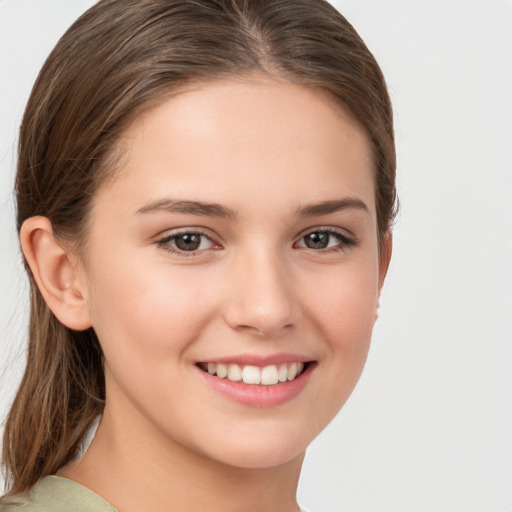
[1,1,511,510]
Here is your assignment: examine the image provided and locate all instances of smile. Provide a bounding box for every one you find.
[197,362,307,386]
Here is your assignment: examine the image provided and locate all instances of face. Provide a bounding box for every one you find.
[77,77,387,469]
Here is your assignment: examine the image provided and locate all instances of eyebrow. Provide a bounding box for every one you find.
[136,199,237,219]
[136,197,368,219]
[298,198,369,216]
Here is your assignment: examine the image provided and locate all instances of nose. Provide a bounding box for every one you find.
[222,249,302,337]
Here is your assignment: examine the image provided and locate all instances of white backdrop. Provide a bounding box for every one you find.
[1,1,511,510]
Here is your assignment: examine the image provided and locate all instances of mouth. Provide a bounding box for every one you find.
[195,359,316,407]
[196,361,310,386]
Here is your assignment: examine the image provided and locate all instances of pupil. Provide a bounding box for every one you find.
[306,232,329,249]
[176,234,201,251]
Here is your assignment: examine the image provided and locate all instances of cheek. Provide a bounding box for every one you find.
[85,263,221,425]
[86,260,216,368]
[304,259,379,365]
[282,259,379,432]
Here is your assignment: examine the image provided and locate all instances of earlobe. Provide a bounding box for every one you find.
[378,232,393,291]
[375,234,392,322]
[20,216,92,331]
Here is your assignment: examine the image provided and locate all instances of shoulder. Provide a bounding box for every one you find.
[1,480,312,512]
[0,476,117,512]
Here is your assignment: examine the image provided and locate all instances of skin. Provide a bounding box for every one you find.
[22,77,391,512]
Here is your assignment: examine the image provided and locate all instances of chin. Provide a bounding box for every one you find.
[207,440,306,470]
[185,416,321,470]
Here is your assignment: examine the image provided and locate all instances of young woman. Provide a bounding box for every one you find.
[0,0,396,510]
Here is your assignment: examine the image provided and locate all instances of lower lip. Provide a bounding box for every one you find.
[196,363,314,407]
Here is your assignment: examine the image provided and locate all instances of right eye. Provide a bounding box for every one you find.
[157,230,217,255]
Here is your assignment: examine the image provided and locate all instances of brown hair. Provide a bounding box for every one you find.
[2,0,396,494]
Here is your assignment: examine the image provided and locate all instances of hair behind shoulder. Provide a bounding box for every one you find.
[2,0,396,495]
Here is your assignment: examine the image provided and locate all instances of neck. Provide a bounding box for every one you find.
[59,406,304,512]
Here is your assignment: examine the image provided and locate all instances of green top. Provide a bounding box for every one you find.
[0,476,311,511]
[0,476,117,512]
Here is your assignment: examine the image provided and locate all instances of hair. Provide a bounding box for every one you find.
[2,0,396,495]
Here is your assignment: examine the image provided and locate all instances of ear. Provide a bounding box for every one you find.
[374,233,392,322]
[378,232,393,291]
[20,216,92,331]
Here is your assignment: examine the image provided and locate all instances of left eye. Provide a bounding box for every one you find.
[295,230,349,250]
[159,232,215,253]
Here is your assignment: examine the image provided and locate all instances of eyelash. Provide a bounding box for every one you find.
[294,228,357,253]
[156,229,217,257]
[156,227,357,257]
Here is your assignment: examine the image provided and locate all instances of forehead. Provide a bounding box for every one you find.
[95,77,375,219]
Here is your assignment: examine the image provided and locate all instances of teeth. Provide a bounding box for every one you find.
[242,365,261,385]
[227,364,242,382]
[287,362,298,380]
[261,365,279,385]
[202,362,307,385]
[278,364,288,382]
[216,363,228,379]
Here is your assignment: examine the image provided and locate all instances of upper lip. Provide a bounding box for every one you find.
[196,353,315,366]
